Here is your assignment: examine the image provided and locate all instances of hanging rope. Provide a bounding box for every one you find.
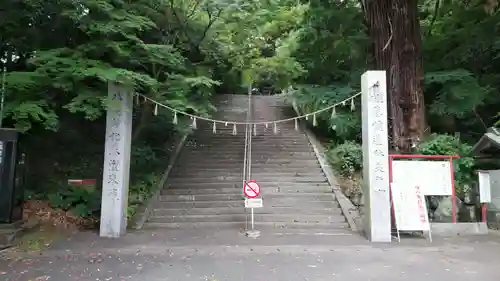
[136,91,361,127]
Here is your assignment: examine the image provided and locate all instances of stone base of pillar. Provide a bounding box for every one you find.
[245,229,261,238]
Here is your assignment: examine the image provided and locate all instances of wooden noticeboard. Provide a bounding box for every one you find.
[391,160,453,196]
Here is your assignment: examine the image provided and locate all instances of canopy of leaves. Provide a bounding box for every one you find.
[1,0,310,195]
[1,0,308,131]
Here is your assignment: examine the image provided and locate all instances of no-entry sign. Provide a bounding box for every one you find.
[243,180,261,198]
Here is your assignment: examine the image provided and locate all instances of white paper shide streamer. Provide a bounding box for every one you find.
[232,123,237,135]
[173,112,178,124]
[331,106,336,119]
[192,117,197,129]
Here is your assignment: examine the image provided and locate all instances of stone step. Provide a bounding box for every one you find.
[183,143,246,147]
[148,213,346,224]
[171,166,320,172]
[178,157,318,162]
[186,137,308,141]
[173,161,320,167]
[173,162,321,168]
[165,181,327,186]
[191,132,306,136]
[142,221,349,230]
[193,133,307,137]
[167,172,243,179]
[165,182,331,189]
[187,140,310,145]
[256,227,354,237]
[176,158,319,164]
[160,186,332,195]
[152,199,338,209]
[158,193,333,202]
[168,168,324,174]
[180,149,314,153]
[182,151,316,156]
[180,152,315,156]
[175,158,244,162]
[166,176,327,184]
[252,152,315,155]
[180,149,314,154]
[180,153,316,159]
[166,175,325,181]
[171,170,324,174]
[168,171,323,177]
[182,144,312,149]
[152,206,341,216]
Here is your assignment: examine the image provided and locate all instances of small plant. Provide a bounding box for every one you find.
[48,186,101,217]
[128,173,161,218]
[325,141,363,178]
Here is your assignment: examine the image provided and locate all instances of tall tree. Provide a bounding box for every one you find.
[363,0,426,152]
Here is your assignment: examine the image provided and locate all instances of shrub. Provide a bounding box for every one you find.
[48,186,101,217]
[416,134,475,196]
[325,141,363,178]
[128,173,161,218]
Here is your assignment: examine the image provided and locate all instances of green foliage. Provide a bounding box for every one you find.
[128,173,161,218]
[216,0,308,89]
[293,0,368,85]
[421,0,500,134]
[325,141,362,178]
[425,69,492,118]
[2,0,228,132]
[48,187,101,218]
[416,134,475,196]
[289,0,366,143]
[292,85,361,141]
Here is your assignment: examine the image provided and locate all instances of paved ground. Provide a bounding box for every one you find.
[1,228,500,281]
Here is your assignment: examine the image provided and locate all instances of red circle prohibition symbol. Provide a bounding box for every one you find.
[243,180,261,198]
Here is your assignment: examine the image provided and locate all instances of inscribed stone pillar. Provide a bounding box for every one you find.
[361,71,391,242]
[99,82,133,238]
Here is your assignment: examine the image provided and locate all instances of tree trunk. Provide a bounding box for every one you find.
[391,0,426,151]
[132,101,153,142]
[364,0,426,152]
[364,0,396,148]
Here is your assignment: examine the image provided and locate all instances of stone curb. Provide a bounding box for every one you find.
[291,101,363,235]
[129,131,190,230]
[0,220,40,253]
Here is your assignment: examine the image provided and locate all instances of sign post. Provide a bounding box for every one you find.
[389,155,459,225]
[391,183,432,242]
[478,170,492,223]
[243,180,262,238]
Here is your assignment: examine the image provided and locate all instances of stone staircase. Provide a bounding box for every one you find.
[144,94,351,235]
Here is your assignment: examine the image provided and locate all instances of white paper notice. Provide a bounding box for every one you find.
[391,183,430,231]
[391,160,453,196]
[478,171,492,203]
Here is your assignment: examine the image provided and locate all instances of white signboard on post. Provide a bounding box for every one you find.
[478,171,492,203]
[391,160,453,196]
[245,198,263,208]
[391,183,432,242]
